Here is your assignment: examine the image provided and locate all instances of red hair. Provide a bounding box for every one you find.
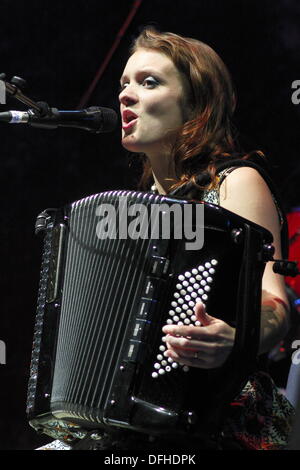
[129,27,260,191]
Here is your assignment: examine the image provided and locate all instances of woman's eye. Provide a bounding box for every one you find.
[143,77,159,88]
[119,76,159,93]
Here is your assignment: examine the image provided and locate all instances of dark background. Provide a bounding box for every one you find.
[0,0,299,450]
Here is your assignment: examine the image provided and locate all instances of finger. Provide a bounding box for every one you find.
[162,324,216,341]
[165,344,212,359]
[165,334,217,352]
[165,349,215,369]
[194,302,218,325]
[166,341,228,368]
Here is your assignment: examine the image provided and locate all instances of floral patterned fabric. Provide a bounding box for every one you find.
[222,371,294,450]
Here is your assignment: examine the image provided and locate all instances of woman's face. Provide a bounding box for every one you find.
[119,48,189,159]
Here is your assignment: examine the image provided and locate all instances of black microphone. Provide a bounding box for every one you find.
[0,106,118,133]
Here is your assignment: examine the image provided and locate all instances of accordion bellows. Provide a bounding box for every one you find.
[27,190,272,441]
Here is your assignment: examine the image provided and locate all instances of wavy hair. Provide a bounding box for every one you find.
[129,27,261,191]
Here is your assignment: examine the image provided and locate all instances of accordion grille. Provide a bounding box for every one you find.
[51,190,160,421]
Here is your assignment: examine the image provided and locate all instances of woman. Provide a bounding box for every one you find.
[37,27,294,451]
[119,27,294,450]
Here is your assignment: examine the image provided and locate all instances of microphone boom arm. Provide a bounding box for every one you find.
[0,74,44,113]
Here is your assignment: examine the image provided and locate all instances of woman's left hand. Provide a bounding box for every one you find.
[162,302,236,369]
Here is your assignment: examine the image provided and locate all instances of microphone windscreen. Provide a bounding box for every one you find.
[88,106,118,133]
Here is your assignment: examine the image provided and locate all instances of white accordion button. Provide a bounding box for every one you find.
[151,257,218,378]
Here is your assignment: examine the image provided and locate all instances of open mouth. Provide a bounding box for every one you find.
[122,109,138,129]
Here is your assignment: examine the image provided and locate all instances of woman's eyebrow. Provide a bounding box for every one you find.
[120,68,164,84]
[137,68,163,77]
[119,74,128,84]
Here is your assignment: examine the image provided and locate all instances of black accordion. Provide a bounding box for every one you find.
[27,190,273,444]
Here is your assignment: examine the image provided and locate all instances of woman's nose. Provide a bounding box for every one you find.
[119,86,138,107]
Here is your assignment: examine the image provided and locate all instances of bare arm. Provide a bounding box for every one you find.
[219,166,290,354]
[162,166,290,368]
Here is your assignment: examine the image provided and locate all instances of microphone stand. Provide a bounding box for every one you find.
[0,73,51,117]
[0,74,118,132]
